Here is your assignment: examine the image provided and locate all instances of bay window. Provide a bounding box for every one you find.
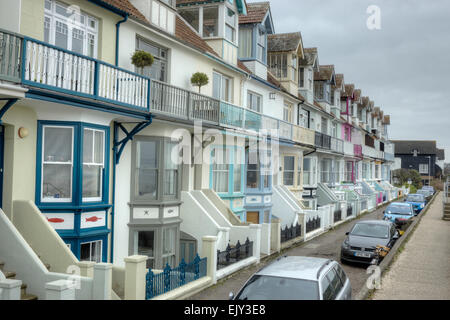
[137,230,155,269]
[211,146,244,195]
[257,28,266,62]
[44,0,98,58]
[162,227,176,267]
[179,8,200,33]
[225,7,237,43]
[291,54,297,82]
[203,6,219,37]
[82,128,104,202]
[239,27,252,58]
[299,68,305,87]
[39,122,108,205]
[269,53,288,78]
[132,137,180,203]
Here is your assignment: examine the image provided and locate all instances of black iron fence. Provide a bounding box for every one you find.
[334,209,342,223]
[280,224,302,243]
[306,216,321,233]
[346,205,353,218]
[217,238,253,270]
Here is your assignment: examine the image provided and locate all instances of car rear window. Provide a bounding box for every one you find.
[350,223,389,238]
[235,275,320,300]
[406,195,424,202]
[386,205,413,215]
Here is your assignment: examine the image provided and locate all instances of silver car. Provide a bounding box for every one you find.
[230,256,352,300]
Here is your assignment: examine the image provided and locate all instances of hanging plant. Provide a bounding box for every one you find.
[190,72,209,93]
[131,50,155,73]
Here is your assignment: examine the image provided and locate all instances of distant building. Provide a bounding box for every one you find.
[392,140,445,185]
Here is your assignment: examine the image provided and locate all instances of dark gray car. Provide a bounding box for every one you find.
[341,220,399,265]
[230,256,351,300]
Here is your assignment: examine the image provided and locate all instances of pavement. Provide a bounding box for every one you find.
[189,203,389,300]
[371,192,450,300]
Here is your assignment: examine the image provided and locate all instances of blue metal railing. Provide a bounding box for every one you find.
[145,254,207,300]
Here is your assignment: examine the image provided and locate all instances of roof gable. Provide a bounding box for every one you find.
[392,140,437,155]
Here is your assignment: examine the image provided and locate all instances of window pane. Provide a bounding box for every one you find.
[238,28,252,58]
[234,149,242,192]
[44,16,51,43]
[83,129,93,163]
[226,8,236,26]
[44,127,72,162]
[212,147,229,193]
[137,169,158,199]
[92,241,102,263]
[179,8,199,32]
[203,7,219,37]
[284,156,294,171]
[213,73,221,100]
[55,21,68,50]
[80,242,91,261]
[163,228,175,255]
[94,131,104,164]
[137,141,158,168]
[72,28,84,55]
[83,165,102,199]
[138,231,154,269]
[43,163,72,200]
[225,24,235,42]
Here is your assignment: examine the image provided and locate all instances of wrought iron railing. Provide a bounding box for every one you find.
[306,215,322,233]
[315,132,331,149]
[145,254,207,300]
[217,238,253,270]
[346,204,353,218]
[280,223,302,243]
[333,209,342,223]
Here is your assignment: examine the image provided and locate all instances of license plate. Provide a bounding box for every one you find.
[354,252,371,258]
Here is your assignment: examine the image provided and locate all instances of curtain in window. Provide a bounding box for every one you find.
[239,28,252,58]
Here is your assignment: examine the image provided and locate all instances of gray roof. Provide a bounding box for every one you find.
[391,140,437,155]
[299,47,318,66]
[268,32,302,52]
[256,256,331,281]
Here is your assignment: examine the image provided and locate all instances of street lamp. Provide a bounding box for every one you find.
[427,156,431,186]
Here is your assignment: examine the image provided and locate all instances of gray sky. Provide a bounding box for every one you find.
[255,0,450,161]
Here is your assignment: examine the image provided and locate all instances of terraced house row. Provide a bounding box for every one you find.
[0,0,399,300]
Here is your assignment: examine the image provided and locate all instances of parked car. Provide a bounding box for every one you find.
[422,185,435,195]
[383,202,416,228]
[230,256,351,300]
[416,189,432,202]
[341,220,399,265]
[405,194,426,213]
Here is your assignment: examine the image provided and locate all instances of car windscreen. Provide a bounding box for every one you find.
[234,275,320,300]
[350,223,389,239]
[406,195,424,202]
[385,205,413,215]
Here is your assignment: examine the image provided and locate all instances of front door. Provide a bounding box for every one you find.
[246,211,260,224]
[0,125,3,208]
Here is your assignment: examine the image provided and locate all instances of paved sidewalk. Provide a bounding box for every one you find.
[372,192,450,300]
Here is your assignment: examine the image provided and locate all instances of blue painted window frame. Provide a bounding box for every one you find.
[245,148,272,193]
[209,145,245,198]
[36,120,110,209]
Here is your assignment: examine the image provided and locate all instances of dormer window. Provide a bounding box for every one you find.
[299,68,305,87]
[257,28,266,62]
[413,149,418,157]
[203,6,219,37]
[179,8,200,33]
[225,7,237,42]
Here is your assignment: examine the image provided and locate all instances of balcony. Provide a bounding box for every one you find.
[0,28,317,146]
[315,132,331,149]
[330,137,344,154]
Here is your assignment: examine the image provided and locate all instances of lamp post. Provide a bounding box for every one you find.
[427,156,431,186]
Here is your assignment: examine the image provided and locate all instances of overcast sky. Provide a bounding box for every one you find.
[255,0,450,161]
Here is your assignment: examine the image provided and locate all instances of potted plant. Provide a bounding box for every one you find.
[190,72,209,93]
[131,50,155,74]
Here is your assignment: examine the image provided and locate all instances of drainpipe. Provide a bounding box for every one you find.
[115,14,129,67]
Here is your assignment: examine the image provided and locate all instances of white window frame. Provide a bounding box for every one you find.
[283,103,292,123]
[213,71,232,102]
[44,0,98,58]
[41,125,74,203]
[419,164,429,174]
[82,128,105,203]
[224,6,237,43]
[247,91,262,113]
[80,240,102,263]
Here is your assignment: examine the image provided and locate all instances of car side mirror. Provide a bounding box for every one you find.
[229,292,235,300]
[345,232,349,236]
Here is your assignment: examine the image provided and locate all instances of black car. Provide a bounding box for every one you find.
[340,220,400,265]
